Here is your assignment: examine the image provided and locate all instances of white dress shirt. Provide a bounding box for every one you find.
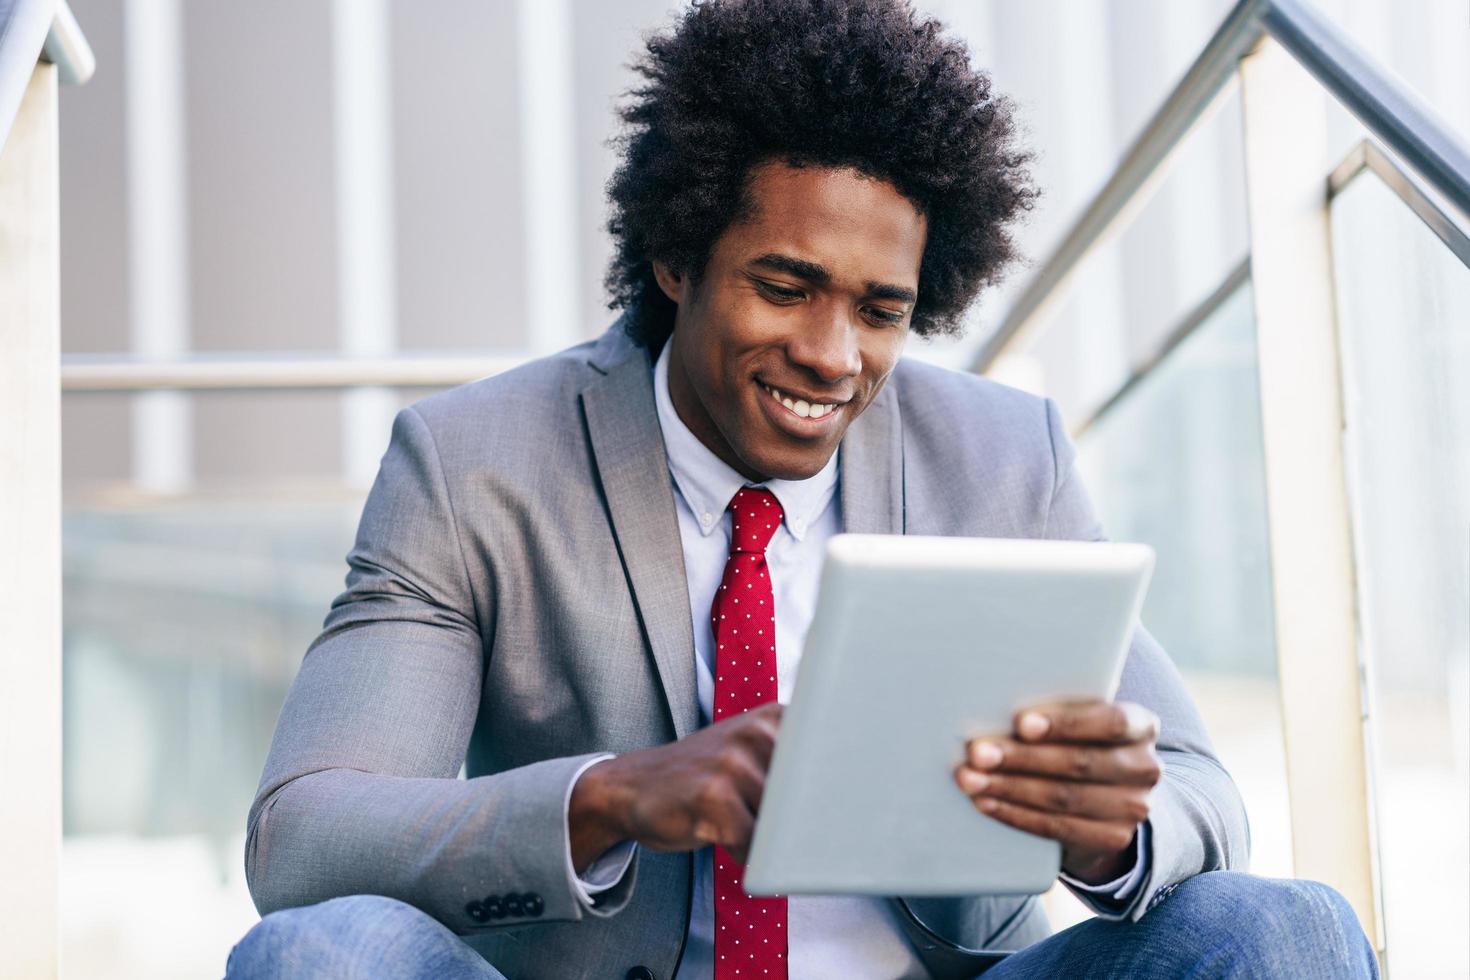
[565,340,1149,978]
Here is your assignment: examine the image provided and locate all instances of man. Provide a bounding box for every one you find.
[228,1,1377,977]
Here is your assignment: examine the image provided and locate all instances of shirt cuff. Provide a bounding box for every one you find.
[1057,821,1151,902]
[563,754,637,905]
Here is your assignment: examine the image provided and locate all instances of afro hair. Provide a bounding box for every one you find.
[604,0,1039,349]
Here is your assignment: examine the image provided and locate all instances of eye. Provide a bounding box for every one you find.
[863,306,906,325]
[752,279,804,303]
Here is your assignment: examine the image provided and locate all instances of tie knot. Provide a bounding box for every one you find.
[727,487,784,555]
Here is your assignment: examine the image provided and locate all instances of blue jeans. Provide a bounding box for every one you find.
[226,871,1378,978]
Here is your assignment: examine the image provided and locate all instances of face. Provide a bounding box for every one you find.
[656,162,927,482]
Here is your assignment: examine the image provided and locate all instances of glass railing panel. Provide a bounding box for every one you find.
[61,387,465,503]
[1074,279,1292,883]
[970,86,1251,428]
[1330,171,1470,980]
[61,489,364,979]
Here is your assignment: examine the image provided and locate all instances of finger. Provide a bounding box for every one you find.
[692,782,756,857]
[966,738,1162,787]
[1014,701,1160,745]
[718,802,756,864]
[971,796,1139,855]
[957,767,1151,823]
[733,711,781,769]
[721,749,769,814]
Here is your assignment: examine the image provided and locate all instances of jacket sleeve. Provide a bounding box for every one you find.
[1040,397,1251,921]
[244,405,638,934]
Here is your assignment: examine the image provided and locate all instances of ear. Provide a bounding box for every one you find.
[651,259,686,305]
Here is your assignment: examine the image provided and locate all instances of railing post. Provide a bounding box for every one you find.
[0,61,62,978]
[1237,32,1383,956]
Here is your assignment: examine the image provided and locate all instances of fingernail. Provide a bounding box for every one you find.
[976,797,998,813]
[1019,712,1050,739]
[971,741,1003,769]
[958,769,990,793]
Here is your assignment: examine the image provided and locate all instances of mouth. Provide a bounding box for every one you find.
[756,380,847,433]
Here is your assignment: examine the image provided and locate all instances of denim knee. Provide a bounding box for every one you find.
[1156,871,1378,979]
[226,895,505,980]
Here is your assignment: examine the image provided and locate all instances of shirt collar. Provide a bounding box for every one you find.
[653,338,839,541]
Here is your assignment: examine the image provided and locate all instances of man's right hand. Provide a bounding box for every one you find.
[568,702,782,872]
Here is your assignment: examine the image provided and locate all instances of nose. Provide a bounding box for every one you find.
[787,302,861,384]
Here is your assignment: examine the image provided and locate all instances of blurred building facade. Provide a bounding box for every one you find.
[57,0,1469,494]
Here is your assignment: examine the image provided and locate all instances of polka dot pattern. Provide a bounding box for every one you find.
[710,486,786,978]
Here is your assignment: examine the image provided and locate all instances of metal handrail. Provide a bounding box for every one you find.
[39,0,92,85]
[1074,256,1252,439]
[1058,133,1468,444]
[973,0,1470,374]
[1073,135,1470,440]
[0,0,92,151]
[60,351,527,392]
[1329,139,1470,269]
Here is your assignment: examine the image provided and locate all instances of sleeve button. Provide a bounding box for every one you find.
[524,893,544,917]
[484,896,505,919]
[504,893,524,917]
[465,901,488,923]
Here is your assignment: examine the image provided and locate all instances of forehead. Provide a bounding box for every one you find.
[720,162,927,285]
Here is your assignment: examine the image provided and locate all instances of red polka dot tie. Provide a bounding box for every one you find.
[710,486,786,979]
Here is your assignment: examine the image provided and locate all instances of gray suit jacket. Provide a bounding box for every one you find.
[246,320,1250,979]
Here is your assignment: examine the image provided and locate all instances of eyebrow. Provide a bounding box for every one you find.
[748,252,917,304]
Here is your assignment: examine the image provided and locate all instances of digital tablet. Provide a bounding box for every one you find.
[743,533,1155,897]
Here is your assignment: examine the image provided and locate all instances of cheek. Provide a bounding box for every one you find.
[706,311,778,390]
[690,332,749,421]
[860,333,906,381]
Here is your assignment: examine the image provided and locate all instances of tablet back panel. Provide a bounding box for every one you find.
[744,534,1154,897]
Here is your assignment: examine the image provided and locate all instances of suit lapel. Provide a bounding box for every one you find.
[581,341,700,741]
[578,324,906,739]
[840,378,905,535]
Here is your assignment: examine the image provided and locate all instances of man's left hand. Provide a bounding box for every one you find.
[953,700,1162,885]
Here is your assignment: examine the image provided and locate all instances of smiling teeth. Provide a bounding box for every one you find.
[764,384,835,419]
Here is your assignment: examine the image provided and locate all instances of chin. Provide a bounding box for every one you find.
[741,442,833,482]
